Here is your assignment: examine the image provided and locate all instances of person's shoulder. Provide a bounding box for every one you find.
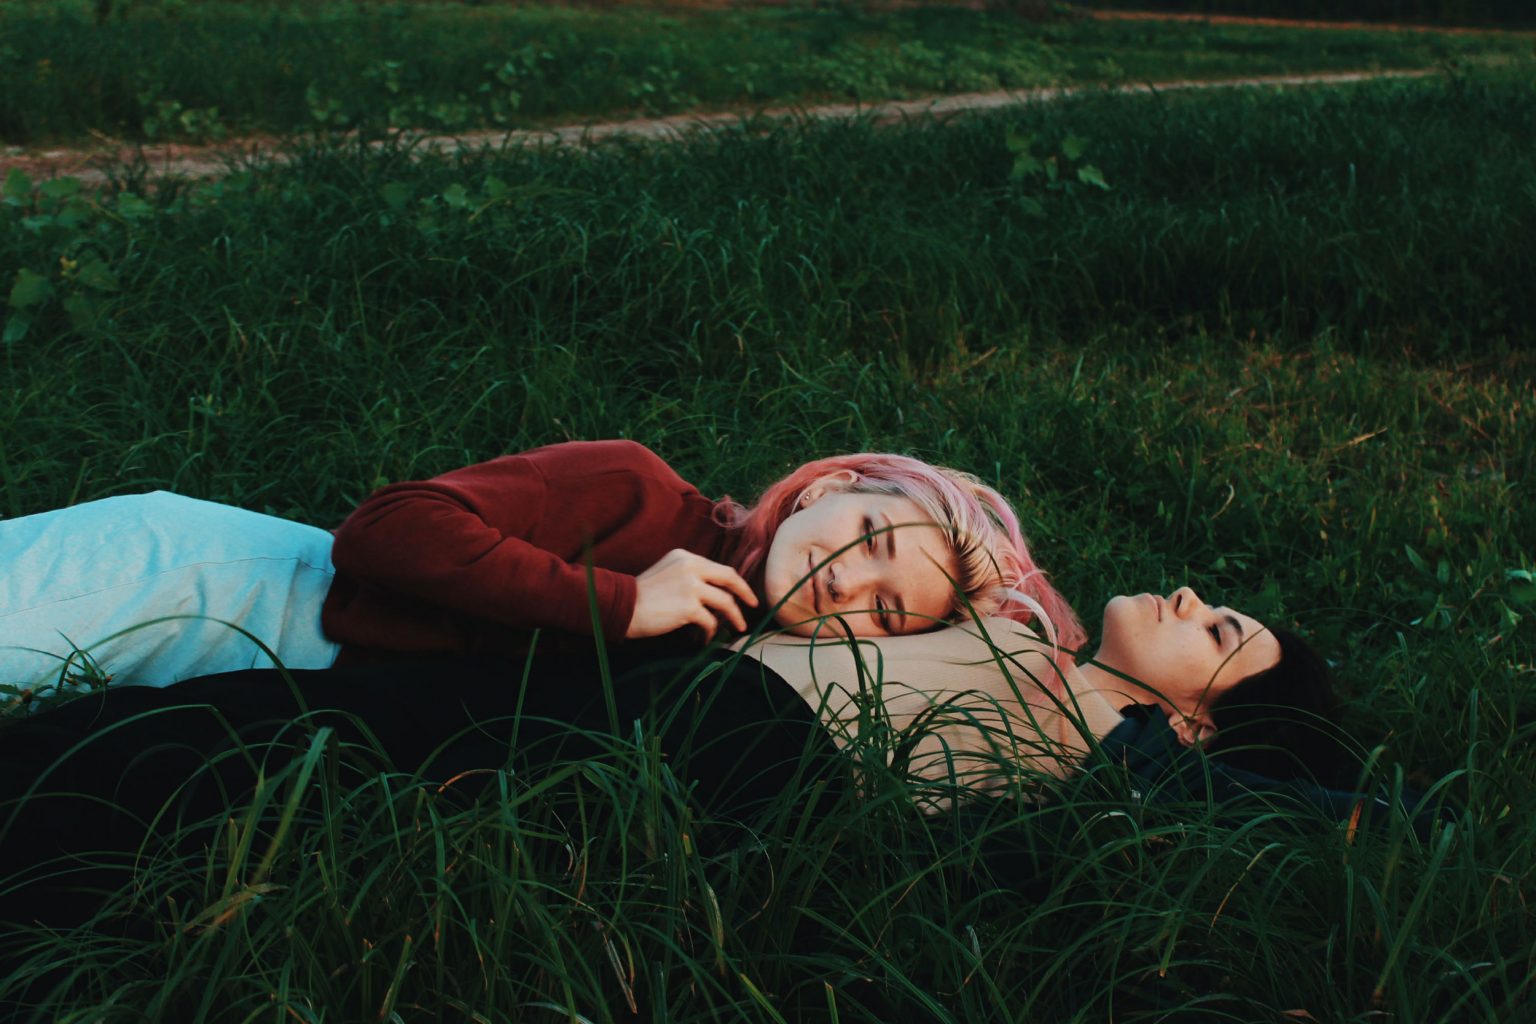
[520,440,691,489]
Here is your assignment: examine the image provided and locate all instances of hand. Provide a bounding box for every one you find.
[626,549,758,640]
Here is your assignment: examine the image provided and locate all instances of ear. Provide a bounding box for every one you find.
[1170,712,1217,749]
[796,471,858,508]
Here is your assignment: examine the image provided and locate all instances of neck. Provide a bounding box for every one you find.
[1073,655,1159,716]
[1073,657,1120,694]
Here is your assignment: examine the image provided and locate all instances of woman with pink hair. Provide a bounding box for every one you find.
[321,440,1082,663]
[718,451,1081,650]
[2,440,1080,690]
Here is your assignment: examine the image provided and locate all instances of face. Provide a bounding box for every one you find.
[762,488,960,637]
[1094,586,1280,720]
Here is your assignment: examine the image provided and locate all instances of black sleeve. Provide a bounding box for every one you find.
[0,648,846,932]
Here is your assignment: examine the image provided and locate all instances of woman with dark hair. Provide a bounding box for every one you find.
[0,579,1359,944]
[746,584,1346,792]
[1073,586,1344,782]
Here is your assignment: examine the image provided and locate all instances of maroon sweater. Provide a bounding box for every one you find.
[322,440,730,659]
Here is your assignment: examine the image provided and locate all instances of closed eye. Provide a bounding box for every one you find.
[1209,624,1222,646]
[863,516,877,553]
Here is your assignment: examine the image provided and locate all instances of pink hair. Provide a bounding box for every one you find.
[715,453,1086,655]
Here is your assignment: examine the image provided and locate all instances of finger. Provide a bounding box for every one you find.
[728,571,758,607]
[698,561,758,607]
[700,587,747,633]
[690,608,720,641]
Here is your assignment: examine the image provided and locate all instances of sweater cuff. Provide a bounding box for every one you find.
[594,567,638,641]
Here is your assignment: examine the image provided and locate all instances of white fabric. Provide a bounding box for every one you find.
[1,492,338,691]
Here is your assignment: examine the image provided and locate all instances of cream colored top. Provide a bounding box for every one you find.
[736,617,1132,794]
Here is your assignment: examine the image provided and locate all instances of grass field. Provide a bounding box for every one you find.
[2,1,1535,144]
[1,55,1534,1023]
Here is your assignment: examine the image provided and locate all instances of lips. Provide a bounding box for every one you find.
[1147,593,1164,621]
[807,553,823,614]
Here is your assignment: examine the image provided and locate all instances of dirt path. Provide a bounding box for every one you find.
[1086,8,1530,36]
[2,68,1433,187]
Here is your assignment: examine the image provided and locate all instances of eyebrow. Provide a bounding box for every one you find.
[882,512,907,632]
[1224,614,1244,641]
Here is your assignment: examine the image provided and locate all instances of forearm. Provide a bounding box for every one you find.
[331,477,637,638]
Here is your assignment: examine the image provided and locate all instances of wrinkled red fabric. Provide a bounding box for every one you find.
[322,440,727,660]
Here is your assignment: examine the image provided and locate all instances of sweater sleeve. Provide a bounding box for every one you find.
[329,448,640,639]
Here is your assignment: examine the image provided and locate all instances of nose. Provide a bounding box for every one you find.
[829,556,877,605]
[1169,586,1205,618]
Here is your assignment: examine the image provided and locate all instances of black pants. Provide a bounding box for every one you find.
[0,646,846,931]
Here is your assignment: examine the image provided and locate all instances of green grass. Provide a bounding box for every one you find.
[1,1,1534,144]
[1,66,1534,1020]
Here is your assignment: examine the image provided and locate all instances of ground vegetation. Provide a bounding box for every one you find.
[1,53,1532,1024]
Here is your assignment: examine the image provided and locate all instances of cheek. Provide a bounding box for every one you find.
[910,575,958,622]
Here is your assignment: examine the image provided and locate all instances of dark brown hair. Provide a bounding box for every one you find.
[1204,627,1349,783]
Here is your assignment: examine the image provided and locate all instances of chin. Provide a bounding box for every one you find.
[1096,595,1140,661]
[760,578,803,634]
[1101,594,1138,628]
[761,550,794,601]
